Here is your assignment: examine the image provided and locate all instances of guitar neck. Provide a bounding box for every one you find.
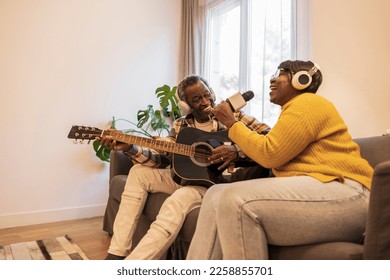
[104,130,194,157]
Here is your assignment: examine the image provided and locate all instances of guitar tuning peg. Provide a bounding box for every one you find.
[73,139,78,144]
[80,139,85,144]
[87,140,91,144]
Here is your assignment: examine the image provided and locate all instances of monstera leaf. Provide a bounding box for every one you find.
[136,84,181,136]
[155,85,180,119]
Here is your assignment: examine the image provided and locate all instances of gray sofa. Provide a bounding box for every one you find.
[103,135,390,259]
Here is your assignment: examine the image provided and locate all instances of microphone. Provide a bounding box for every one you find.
[203,90,254,116]
[226,90,254,112]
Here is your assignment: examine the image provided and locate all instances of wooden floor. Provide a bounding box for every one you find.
[0,216,111,260]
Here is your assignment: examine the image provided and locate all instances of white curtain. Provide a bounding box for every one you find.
[180,0,206,77]
[180,0,227,77]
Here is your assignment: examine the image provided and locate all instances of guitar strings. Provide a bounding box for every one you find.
[107,131,213,159]
[74,130,214,160]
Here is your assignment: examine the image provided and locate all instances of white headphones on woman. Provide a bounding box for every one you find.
[176,87,216,115]
[291,63,320,90]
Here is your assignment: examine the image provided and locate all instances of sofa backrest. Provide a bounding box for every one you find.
[353,135,390,168]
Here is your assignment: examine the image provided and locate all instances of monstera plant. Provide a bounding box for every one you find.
[93,84,181,162]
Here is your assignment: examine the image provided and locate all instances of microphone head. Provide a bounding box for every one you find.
[226,91,254,112]
[242,90,254,102]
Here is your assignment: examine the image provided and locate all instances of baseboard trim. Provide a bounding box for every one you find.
[0,204,106,229]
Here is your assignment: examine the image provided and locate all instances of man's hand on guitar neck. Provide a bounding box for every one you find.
[209,145,239,171]
[98,129,133,152]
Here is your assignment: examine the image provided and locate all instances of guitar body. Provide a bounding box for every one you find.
[172,127,231,187]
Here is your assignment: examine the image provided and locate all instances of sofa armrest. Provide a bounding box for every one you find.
[104,151,134,234]
[363,160,390,259]
[109,150,134,181]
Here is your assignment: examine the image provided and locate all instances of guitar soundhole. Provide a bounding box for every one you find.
[191,142,213,167]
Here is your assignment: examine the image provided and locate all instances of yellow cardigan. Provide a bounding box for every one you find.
[229,93,374,189]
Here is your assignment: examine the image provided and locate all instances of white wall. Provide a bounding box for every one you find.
[0,0,181,228]
[311,0,390,138]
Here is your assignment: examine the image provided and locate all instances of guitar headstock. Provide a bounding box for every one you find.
[67,125,103,141]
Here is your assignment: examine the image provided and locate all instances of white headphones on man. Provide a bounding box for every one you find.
[291,63,320,90]
[176,86,216,115]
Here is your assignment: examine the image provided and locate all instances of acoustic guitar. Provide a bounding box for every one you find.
[67,125,231,187]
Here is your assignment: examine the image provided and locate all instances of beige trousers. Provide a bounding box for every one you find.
[108,164,206,259]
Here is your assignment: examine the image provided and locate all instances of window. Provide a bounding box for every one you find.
[204,0,308,127]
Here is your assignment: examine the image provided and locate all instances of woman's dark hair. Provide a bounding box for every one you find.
[177,75,212,101]
[279,60,323,93]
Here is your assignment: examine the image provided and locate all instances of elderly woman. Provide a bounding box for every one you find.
[187,60,373,260]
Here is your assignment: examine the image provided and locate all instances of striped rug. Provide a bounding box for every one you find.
[0,235,89,260]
